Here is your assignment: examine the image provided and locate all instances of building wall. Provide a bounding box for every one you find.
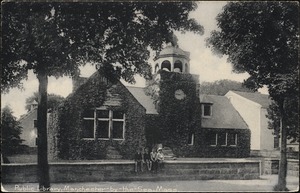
[145,120,251,158]
[19,110,37,147]
[157,71,202,156]
[145,115,161,146]
[263,158,299,176]
[226,92,261,150]
[48,74,146,160]
[201,128,250,158]
[260,108,275,151]
[287,141,299,152]
[2,160,260,183]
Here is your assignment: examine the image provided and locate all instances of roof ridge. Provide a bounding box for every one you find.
[232,90,269,96]
[18,108,37,121]
[228,90,271,108]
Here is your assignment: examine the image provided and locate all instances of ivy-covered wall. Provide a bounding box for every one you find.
[154,71,202,156]
[144,70,250,158]
[48,72,146,160]
[145,115,161,147]
[201,128,251,158]
[48,70,250,159]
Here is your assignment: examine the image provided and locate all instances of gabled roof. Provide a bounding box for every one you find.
[69,71,147,113]
[19,108,37,122]
[126,86,158,115]
[200,94,213,104]
[229,91,271,108]
[127,87,248,129]
[200,94,248,129]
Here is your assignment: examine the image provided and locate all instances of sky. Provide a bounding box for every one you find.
[1,1,268,119]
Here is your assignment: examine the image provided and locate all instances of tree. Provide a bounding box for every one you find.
[1,106,25,161]
[267,96,299,144]
[25,92,64,112]
[2,2,203,190]
[207,2,299,191]
[200,79,254,95]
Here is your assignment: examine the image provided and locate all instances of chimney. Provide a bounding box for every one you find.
[30,100,38,111]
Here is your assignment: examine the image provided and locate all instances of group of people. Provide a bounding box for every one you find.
[134,147,164,173]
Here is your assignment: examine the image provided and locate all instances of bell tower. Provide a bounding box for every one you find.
[146,44,201,155]
[147,44,200,106]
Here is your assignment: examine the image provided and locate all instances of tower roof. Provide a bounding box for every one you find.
[154,45,190,61]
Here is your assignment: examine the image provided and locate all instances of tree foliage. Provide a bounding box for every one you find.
[2,1,204,93]
[1,106,25,157]
[200,79,254,95]
[207,1,299,142]
[207,2,299,190]
[25,92,64,112]
[207,2,298,99]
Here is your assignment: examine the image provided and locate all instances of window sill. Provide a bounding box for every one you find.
[82,138,94,140]
[82,138,125,141]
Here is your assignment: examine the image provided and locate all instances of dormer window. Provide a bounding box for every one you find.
[202,104,212,117]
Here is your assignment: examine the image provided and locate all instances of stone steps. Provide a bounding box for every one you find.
[164,155,177,160]
[162,146,177,160]
[107,155,123,159]
[106,146,123,159]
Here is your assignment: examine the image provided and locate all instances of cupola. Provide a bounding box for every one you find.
[153,45,190,74]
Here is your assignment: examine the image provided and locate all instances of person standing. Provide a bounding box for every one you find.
[134,148,143,173]
[143,147,152,171]
[156,147,164,171]
[150,147,157,172]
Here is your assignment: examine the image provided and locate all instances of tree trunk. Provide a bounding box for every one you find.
[37,72,50,191]
[276,99,288,191]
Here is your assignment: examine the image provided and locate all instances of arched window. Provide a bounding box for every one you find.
[154,63,159,73]
[174,60,183,72]
[161,60,171,71]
